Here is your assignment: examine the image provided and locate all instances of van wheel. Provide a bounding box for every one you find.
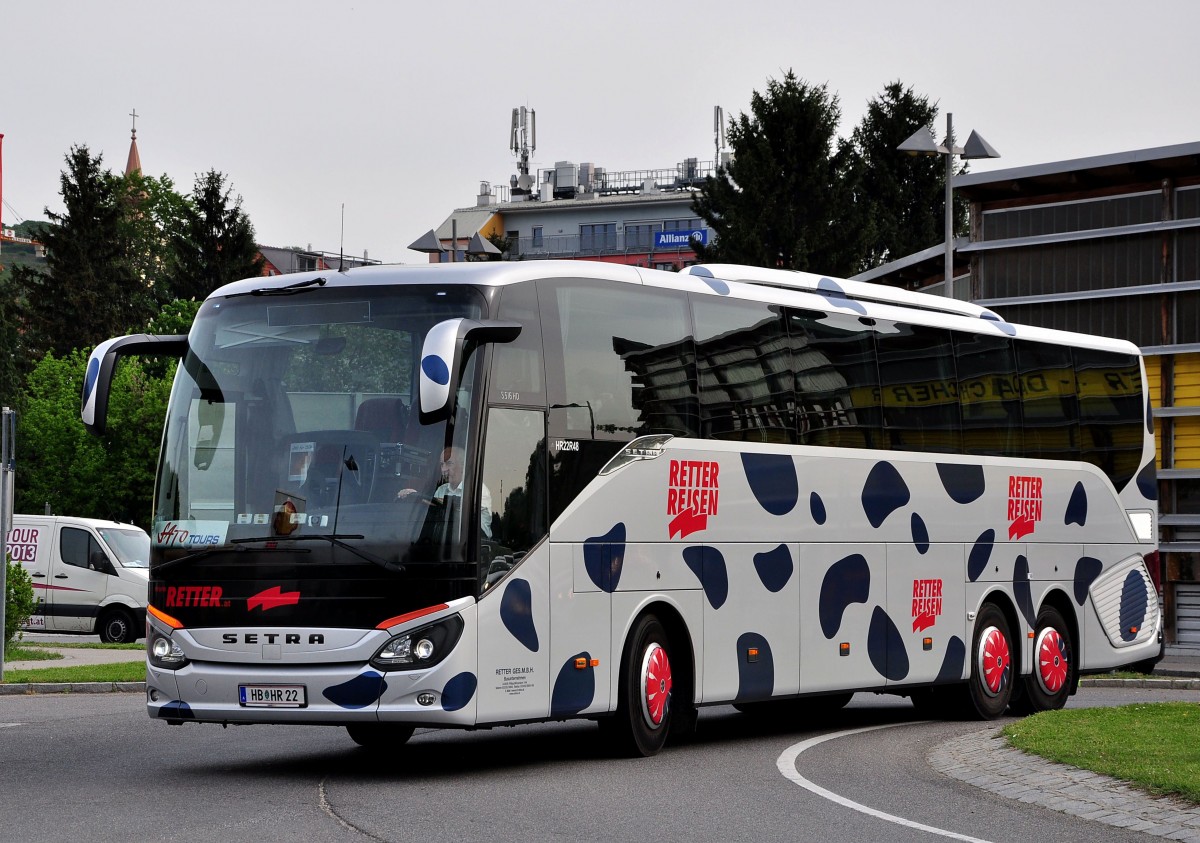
[99,608,137,643]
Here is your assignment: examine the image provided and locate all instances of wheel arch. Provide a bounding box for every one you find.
[1037,587,1080,693]
[618,598,698,709]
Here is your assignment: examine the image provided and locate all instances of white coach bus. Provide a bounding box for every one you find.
[81,260,1162,756]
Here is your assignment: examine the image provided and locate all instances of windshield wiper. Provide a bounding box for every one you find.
[231,534,404,573]
[227,276,328,299]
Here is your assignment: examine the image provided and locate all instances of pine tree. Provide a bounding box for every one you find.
[167,170,264,301]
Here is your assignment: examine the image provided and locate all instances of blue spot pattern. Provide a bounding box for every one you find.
[323,672,386,709]
[910,513,929,555]
[967,529,995,582]
[1065,482,1088,526]
[741,453,798,516]
[1119,571,1148,643]
[1073,557,1104,605]
[753,544,794,593]
[867,607,909,681]
[810,491,827,525]
[583,522,625,592]
[936,463,986,504]
[1147,396,1154,435]
[816,277,867,314]
[934,636,967,683]
[1013,555,1035,628]
[84,357,99,403]
[500,578,539,652]
[735,632,774,702]
[441,672,478,712]
[1136,460,1157,500]
[158,700,194,719]
[819,554,871,639]
[683,545,728,610]
[421,354,450,385]
[551,652,595,716]
[861,461,910,528]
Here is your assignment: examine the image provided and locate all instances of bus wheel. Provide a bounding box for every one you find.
[963,603,1014,719]
[99,608,137,644]
[609,614,674,757]
[1015,606,1073,714]
[346,723,415,749]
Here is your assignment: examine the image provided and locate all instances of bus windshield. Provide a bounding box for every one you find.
[152,284,487,580]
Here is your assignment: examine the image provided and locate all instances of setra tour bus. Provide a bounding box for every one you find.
[81,260,1162,756]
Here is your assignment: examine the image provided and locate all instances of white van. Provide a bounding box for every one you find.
[7,515,150,643]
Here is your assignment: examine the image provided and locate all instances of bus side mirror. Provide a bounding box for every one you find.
[82,334,189,435]
[419,319,521,424]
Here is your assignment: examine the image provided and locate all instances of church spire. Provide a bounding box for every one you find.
[125,108,142,176]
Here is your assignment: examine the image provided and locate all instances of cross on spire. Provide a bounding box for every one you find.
[130,108,138,138]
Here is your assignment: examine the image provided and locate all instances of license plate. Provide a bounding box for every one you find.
[239,684,306,708]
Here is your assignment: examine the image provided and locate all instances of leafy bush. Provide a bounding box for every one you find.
[5,553,36,649]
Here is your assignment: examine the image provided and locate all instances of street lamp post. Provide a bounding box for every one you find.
[898,113,1000,298]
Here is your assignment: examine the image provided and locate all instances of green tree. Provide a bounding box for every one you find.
[844,81,968,272]
[167,170,264,301]
[691,71,859,275]
[120,171,189,298]
[5,553,36,650]
[11,146,156,363]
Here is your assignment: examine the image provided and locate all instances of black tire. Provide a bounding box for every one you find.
[963,603,1015,719]
[98,608,137,644]
[346,723,415,749]
[608,614,675,757]
[1011,606,1074,714]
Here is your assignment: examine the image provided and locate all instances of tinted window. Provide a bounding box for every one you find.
[60,527,100,569]
[692,297,793,443]
[1075,348,1144,489]
[480,408,547,589]
[1016,341,1078,462]
[955,333,1022,457]
[490,281,545,407]
[546,281,698,440]
[788,310,884,448]
[875,323,960,453]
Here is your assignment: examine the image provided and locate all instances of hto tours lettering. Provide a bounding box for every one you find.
[1007,475,1043,539]
[6,527,40,563]
[667,459,719,539]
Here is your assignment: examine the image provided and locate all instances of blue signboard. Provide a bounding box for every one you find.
[654,229,708,249]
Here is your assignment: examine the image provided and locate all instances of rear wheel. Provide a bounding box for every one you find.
[1012,606,1073,714]
[98,608,137,643]
[346,723,415,749]
[606,614,675,757]
[963,603,1014,719]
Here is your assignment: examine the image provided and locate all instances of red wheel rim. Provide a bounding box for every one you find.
[978,625,1011,697]
[1035,627,1069,694]
[640,643,672,729]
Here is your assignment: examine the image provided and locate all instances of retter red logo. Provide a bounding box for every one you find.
[1008,475,1043,539]
[667,459,719,539]
[248,586,301,612]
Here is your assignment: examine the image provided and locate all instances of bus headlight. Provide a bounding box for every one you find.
[149,633,189,669]
[371,615,464,671]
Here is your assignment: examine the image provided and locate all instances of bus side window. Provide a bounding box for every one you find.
[692,297,794,443]
[491,282,545,407]
[788,309,883,449]
[1017,341,1079,463]
[480,407,547,589]
[1075,348,1143,490]
[876,323,961,454]
[955,333,1022,457]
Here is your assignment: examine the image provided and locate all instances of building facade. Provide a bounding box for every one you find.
[858,142,1200,645]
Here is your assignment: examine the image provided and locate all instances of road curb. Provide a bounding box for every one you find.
[0,681,145,695]
[1080,677,1200,690]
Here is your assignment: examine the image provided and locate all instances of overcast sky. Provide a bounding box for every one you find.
[3,1,1199,264]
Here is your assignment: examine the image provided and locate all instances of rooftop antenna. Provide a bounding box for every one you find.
[714,105,727,163]
[510,106,536,177]
[338,204,346,272]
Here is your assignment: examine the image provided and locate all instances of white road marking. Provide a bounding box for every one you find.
[0,723,23,728]
[776,722,995,843]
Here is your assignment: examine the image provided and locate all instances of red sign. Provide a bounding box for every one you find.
[165,585,227,608]
[667,459,720,539]
[248,585,301,612]
[1007,475,1043,539]
[912,578,943,632]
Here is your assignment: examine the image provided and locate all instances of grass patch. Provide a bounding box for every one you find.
[1004,703,1200,802]
[1,660,145,684]
[21,641,142,651]
[3,646,64,662]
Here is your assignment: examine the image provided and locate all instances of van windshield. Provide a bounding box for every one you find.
[99,527,150,568]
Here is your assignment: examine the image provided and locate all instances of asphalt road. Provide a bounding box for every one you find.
[2,686,1196,843]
